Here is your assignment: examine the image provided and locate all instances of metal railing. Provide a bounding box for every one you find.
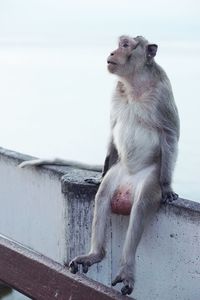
[0,234,132,300]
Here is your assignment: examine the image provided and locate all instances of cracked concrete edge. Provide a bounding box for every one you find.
[0,146,200,220]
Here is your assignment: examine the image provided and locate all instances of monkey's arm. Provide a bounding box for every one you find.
[159,96,180,203]
[102,139,118,177]
[85,138,118,185]
[160,130,179,203]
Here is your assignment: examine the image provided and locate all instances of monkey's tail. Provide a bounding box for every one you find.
[18,158,102,172]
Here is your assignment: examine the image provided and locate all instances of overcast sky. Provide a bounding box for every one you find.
[0,0,199,201]
[0,0,199,46]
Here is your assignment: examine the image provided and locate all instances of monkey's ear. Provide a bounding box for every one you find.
[146,44,158,61]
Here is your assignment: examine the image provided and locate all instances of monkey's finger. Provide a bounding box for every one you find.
[162,192,176,204]
[168,194,174,203]
[121,284,133,295]
[112,275,123,286]
[172,193,178,200]
[69,261,79,274]
[167,192,178,203]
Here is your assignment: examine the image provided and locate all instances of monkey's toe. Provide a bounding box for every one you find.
[112,268,134,296]
[82,262,91,273]
[121,284,133,295]
[112,275,123,286]
[69,253,104,274]
[69,258,89,274]
[69,261,79,274]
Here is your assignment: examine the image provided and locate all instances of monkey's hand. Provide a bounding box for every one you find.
[161,184,178,204]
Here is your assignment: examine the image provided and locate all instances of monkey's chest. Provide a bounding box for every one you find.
[113,119,159,162]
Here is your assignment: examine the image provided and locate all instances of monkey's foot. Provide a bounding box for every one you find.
[68,252,104,274]
[112,265,134,295]
[162,191,178,204]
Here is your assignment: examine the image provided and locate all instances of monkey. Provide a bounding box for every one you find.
[18,35,179,295]
[68,35,180,296]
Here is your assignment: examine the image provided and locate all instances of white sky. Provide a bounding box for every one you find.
[0,0,199,201]
[0,0,199,45]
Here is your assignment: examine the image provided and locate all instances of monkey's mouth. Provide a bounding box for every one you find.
[107,60,117,65]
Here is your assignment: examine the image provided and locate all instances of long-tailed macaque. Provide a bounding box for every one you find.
[69,35,180,295]
[19,35,180,296]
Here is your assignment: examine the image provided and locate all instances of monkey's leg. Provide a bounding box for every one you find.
[69,164,121,274]
[112,166,161,295]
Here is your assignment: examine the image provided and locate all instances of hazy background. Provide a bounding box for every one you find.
[0,0,199,201]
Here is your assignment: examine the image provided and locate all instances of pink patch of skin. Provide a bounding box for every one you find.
[111,186,132,215]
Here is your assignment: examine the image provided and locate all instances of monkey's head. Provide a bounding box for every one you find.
[107,35,158,77]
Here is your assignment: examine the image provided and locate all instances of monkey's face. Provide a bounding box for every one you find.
[107,35,157,77]
[107,36,141,76]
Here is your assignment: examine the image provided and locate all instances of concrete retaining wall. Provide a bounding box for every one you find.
[0,147,199,300]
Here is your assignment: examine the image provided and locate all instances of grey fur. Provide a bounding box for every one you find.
[18,157,102,172]
[69,35,179,296]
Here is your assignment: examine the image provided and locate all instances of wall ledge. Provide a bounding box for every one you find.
[1,146,200,299]
[0,146,199,218]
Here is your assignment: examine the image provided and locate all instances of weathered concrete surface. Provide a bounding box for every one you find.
[0,147,200,300]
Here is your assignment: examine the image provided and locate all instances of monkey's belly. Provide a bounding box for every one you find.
[111,186,132,215]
